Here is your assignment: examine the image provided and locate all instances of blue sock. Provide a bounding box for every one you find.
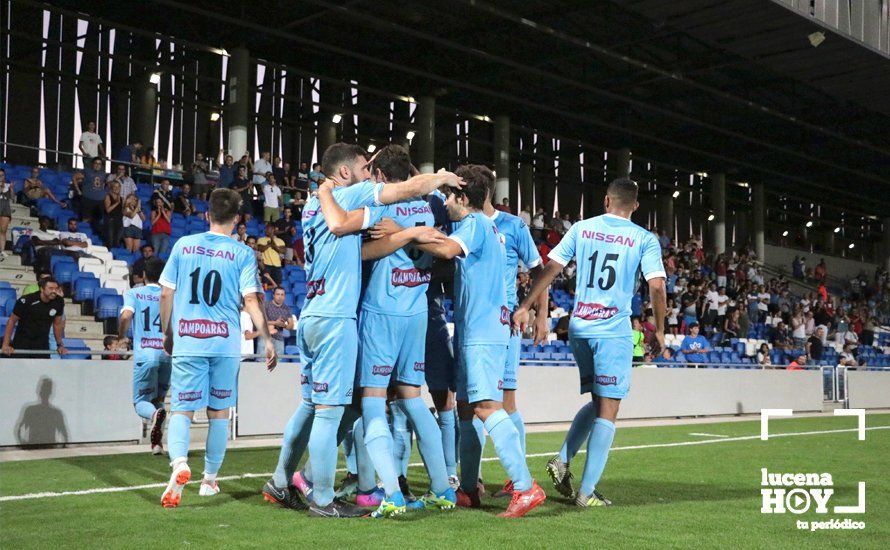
[509,410,527,455]
[352,418,377,492]
[390,400,412,477]
[579,418,616,496]
[401,397,449,494]
[361,397,400,497]
[272,401,314,487]
[484,409,532,492]
[472,416,486,480]
[167,413,191,463]
[343,428,357,475]
[458,419,482,492]
[204,418,229,476]
[438,409,457,477]
[560,400,597,463]
[135,401,157,421]
[307,406,345,507]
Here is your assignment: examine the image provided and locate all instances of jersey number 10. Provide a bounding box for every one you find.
[188,267,223,307]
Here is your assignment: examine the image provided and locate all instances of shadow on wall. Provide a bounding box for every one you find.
[14,376,69,448]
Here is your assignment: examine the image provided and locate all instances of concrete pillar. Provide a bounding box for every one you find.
[752,182,765,261]
[711,173,726,254]
[133,73,158,150]
[519,160,534,214]
[658,193,674,241]
[884,217,890,272]
[824,230,835,256]
[226,47,250,158]
[493,115,510,204]
[616,148,631,178]
[416,96,435,174]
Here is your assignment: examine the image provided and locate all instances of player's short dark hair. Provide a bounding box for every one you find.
[372,144,411,182]
[143,257,165,284]
[208,188,242,225]
[606,177,639,208]
[38,277,58,288]
[321,143,367,178]
[452,164,493,210]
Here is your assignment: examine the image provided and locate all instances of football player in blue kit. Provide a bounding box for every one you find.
[158,188,278,508]
[513,178,667,507]
[412,165,546,518]
[262,143,461,518]
[118,257,171,456]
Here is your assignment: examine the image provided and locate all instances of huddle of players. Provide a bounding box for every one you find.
[124,140,666,517]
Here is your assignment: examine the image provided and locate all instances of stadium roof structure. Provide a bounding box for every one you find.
[43,0,890,216]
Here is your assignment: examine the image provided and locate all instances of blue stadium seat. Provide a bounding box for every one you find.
[74,276,100,303]
[53,261,77,285]
[92,288,119,310]
[49,254,75,273]
[96,294,124,320]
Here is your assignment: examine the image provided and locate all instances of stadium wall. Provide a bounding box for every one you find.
[846,371,890,409]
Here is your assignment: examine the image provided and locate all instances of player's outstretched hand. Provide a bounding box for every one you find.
[413,226,445,245]
[512,306,530,335]
[437,168,464,189]
[265,341,278,372]
[369,218,403,239]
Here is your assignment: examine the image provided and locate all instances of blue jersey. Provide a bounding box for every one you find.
[449,213,510,346]
[549,214,665,339]
[159,232,261,357]
[362,198,435,316]
[489,210,541,310]
[301,180,384,318]
[121,284,165,363]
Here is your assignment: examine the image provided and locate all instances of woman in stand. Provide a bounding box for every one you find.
[122,194,145,253]
[103,180,124,249]
[150,196,172,256]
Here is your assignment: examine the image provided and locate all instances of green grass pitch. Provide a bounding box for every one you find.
[1,414,888,549]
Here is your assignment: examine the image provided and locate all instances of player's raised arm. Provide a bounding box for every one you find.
[377,169,463,205]
[316,180,370,236]
[361,225,444,261]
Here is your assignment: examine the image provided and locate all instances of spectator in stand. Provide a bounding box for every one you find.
[807,326,825,363]
[78,121,104,164]
[0,168,12,257]
[131,244,154,286]
[231,165,252,218]
[21,167,67,209]
[217,153,235,189]
[658,229,670,250]
[723,308,740,342]
[296,162,310,197]
[715,255,727,288]
[715,287,729,329]
[140,147,157,168]
[103,180,124,249]
[280,162,297,205]
[191,152,209,199]
[531,208,545,237]
[771,321,792,351]
[292,227,304,267]
[518,205,531,226]
[150,197,172,256]
[257,287,294,360]
[115,140,142,168]
[839,344,858,367]
[1,277,67,358]
[308,163,324,193]
[787,355,806,371]
[174,183,194,217]
[81,158,107,225]
[234,223,248,244]
[240,304,259,359]
[495,197,511,214]
[666,298,679,335]
[756,343,771,367]
[151,179,174,210]
[257,224,284,286]
[703,282,719,330]
[262,173,282,222]
[102,335,125,360]
[561,213,572,233]
[790,307,806,348]
[679,323,710,363]
[253,151,273,187]
[814,259,827,282]
[632,317,645,364]
[122,194,145,253]
[274,208,296,263]
[29,216,60,275]
[107,164,136,200]
[56,218,93,263]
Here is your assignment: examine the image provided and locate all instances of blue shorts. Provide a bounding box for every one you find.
[569,336,633,399]
[456,344,507,403]
[298,316,357,406]
[424,304,455,392]
[132,358,172,404]
[358,310,427,388]
[502,333,521,391]
[170,355,240,411]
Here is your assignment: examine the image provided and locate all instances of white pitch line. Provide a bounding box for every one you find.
[689,432,729,438]
[2,425,887,503]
